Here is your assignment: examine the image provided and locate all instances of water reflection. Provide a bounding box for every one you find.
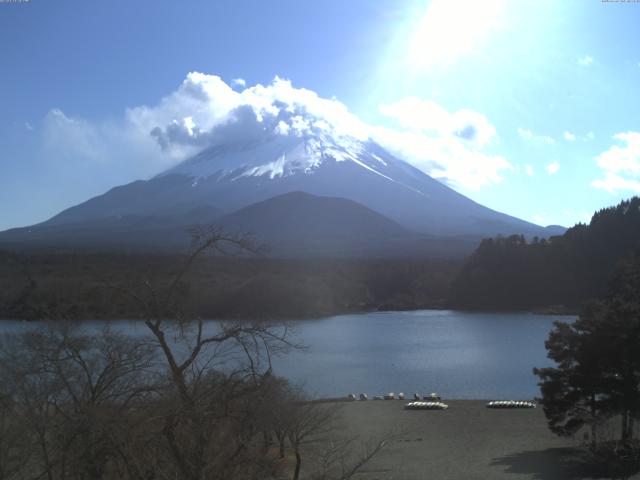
[0,310,574,399]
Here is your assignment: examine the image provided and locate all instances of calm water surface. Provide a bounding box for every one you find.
[0,310,574,400]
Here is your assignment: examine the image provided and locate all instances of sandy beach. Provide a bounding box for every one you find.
[330,400,615,480]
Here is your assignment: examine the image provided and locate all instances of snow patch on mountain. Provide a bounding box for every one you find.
[161,128,399,186]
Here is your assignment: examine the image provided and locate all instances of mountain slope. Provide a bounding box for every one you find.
[215,191,477,257]
[219,191,411,239]
[39,132,557,238]
[0,191,478,257]
[0,209,220,252]
[0,130,565,256]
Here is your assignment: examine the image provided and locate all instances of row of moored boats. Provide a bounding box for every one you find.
[345,393,536,410]
[486,400,536,409]
[347,392,442,402]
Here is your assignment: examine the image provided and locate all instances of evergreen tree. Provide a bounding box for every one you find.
[534,303,611,447]
[452,196,640,311]
[534,249,640,447]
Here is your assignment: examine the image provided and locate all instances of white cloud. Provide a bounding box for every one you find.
[562,130,593,142]
[46,72,367,168]
[525,164,534,176]
[578,55,593,67]
[379,97,497,147]
[592,172,640,194]
[24,122,33,131]
[44,109,109,162]
[274,120,290,135]
[372,126,511,190]
[231,78,246,87]
[376,97,511,189]
[518,127,534,140]
[594,132,640,174]
[517,128,533,141]
[546,162,560,175]
[41,72,510,192]
[517,127,555,145]
[42,108,170,178]
[532,214,545,225]
[591,131,640,193]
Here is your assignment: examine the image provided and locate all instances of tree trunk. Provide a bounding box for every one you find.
[590,393,598,449]
[622,409,630,442]
[38,431,54,480]
[292,448,301,480]
[262,430,273,454]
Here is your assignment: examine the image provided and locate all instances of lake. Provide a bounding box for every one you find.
[0,310,574,400]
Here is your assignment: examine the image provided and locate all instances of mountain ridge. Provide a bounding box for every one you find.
[0,131,565,256]
[0,191,479,258]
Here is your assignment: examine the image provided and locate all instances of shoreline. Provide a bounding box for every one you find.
[0,305,580,322]
[311,396,540,404]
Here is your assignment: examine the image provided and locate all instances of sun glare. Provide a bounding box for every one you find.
[406,0,505,69]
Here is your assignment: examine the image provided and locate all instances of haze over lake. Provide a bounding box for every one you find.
[1,310,573,400]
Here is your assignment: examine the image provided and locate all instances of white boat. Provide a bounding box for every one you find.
[486,400,535,409]
[404,401,448,410]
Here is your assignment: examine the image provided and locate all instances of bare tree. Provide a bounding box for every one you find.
[280,392,401,480]
[0,323,157,480]
[287,399,341,480]
[113,225,298,479]
[0,386,28,480]
[313,432,401,480]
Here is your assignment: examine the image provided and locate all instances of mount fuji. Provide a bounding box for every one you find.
[0,129,564,256]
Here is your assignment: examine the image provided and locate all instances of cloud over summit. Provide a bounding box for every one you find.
[131,73,368,155]
[43,72,511,191]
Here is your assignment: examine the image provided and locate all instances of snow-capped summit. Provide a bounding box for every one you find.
[160,129,401,186]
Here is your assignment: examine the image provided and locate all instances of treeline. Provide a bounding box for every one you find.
[450,197,640,311]
[0,251,461,321]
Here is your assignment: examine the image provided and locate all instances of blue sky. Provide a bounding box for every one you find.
[1,0,640,231]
